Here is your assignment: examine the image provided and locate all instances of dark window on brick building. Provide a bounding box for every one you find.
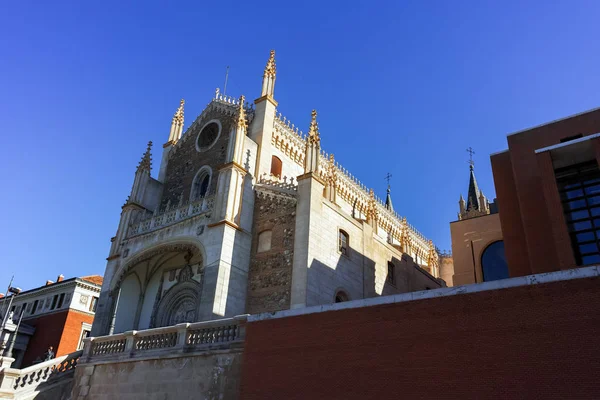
[338,230,349,255]
[51,295,58,310]
[57,293,66,308]
[270,156,282,177]
[556,161,600,265]
[387,262,396,285]
[481,241,509,281]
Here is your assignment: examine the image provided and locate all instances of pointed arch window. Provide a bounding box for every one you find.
[270,156,282,178]
[191,167,212,201]
[334,290,349,303]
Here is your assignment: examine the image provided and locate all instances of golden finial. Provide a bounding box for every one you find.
[173,99,185,124]
[264,50,276,77]
[307,109,320,144]
[369,188,375,198]
[236,95,247,129]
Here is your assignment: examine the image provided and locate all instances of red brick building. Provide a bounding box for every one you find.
[0,275,102,368]
[451,108,600,284]
[491,107,600,276]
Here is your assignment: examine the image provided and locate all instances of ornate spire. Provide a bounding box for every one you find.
[367,188,378,225]
[165,99,185,147]
[137,141,152,172]
[307,109,320,144]
[174,99,184,124]
[303,109,321,174]
[260,50,277,98]
[264,50,276,77]
[385,185,394,212]
[327,153,337,183]
[236,95,248,129]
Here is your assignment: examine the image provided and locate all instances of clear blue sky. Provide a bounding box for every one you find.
[1,1,599,291]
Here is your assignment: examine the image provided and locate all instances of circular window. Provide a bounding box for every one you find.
[196,121,220,151]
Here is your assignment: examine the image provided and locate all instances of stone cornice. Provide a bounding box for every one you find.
[254,95,278,107]
[296,172,325,186]
[217,161,247,173]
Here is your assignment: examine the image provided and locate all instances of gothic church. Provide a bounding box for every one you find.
[91,51,443,336]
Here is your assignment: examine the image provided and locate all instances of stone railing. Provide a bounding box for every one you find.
[273,112,306,167]
[0,350,82,398]
[256,173,298,192]
[83,315,248,363]
[127,195,214,238]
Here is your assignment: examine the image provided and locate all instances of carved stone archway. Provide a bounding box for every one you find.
[150,256,205,328]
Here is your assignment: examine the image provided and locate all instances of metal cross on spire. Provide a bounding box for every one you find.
[466,147,475,170]
[385,172,393,188]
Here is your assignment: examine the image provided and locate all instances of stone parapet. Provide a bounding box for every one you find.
[82,315,249,365]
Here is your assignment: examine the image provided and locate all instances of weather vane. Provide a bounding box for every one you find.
[466,147,475,169]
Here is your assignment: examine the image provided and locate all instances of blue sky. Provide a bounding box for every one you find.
[1,1,599,291]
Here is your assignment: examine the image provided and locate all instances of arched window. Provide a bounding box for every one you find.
[191,167,211,201]
[387,261,396,285]
[334,290,349,303]
[338,230,349,255]
[481,241,509,282]
[270,156,282,177]
[257,230,272,253]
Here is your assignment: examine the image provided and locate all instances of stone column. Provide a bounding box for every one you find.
[290,172,325,309]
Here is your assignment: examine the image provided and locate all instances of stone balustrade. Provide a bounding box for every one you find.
[127,195,215,238]
[257,173,298,192]
[0,350,82,398]
[83,315,249,363]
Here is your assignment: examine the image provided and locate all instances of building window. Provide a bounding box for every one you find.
[191,167,211,201]
[481,241,509,281]
[270,156,282,177]
[31,300,39,314]
[90,296,98,312]
[334,290,349,303]
[557,161,600,266]
[57,293,65,309]
[78,326,92,350]
[338,230,349,255]
[257,230,272,253]
[387,262,396,285]
[51,295,58,310]
[196,121,221,151]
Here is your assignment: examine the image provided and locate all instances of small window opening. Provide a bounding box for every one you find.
[270,156,282,178]
[338,230,349,255]
[335,291,349,303]
[387,262,396,285]
[57,293,65,308]
[90,297,98,312]
[257,230,272,253]
[31,300,39,314]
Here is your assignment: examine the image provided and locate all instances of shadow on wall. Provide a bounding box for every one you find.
[306,248,441,307]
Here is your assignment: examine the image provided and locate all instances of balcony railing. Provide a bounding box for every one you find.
[0,350,82,397]
[127,195,214,238]
[82,315,248,363]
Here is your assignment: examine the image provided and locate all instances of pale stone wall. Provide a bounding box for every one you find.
[300,193,443,307]
[72,351,242,400]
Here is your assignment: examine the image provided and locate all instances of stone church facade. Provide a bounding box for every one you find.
[91,51,443,336]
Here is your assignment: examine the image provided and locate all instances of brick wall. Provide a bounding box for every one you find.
[246,189,296,314]
[57,310,94,356]
[20,309,94,367]
[21,311,68,367]
[239,276,600,399]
